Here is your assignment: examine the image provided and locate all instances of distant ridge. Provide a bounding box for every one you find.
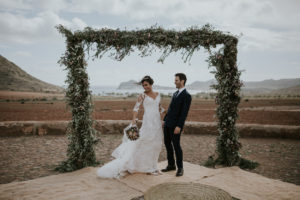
[117,78,300,95]
[118,80,173,90]
[271,84,300,95]
[0,55,64,93]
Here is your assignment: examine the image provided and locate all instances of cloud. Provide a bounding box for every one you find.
[62,0,300,52]
[15,50,32,57]
[0,0,299,52]
[0,10,87,44]
[0,0,31,11]
[71,17,87,30]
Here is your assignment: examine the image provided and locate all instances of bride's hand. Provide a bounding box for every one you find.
[174,126,181,134]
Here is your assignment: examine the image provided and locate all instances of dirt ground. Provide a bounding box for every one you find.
[1,91,300,126]
[0,91,299,187]
[0,134,299,186]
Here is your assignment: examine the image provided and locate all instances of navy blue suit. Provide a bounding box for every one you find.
[163,89,192,169]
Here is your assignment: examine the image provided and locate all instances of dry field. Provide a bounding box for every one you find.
[0,91,299,186]
[1,91,300,125]
[0,135,299,185]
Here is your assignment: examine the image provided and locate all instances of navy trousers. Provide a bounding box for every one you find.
[163,125,183,169]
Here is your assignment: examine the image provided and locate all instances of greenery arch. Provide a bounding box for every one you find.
[55,24,257,172]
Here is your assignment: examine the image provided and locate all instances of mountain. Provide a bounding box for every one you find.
[243,78,300,89]
[185,78,300,91]
[270,84,300,95]
[117,79,211,90]
[117,78,300,95]
[118,80,173,90]
[186,79,216,90]
[117,80,140,89]
[0,55,64,93]
[240,79,300,95]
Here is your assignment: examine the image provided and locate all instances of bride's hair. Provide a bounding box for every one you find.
[139,75,154,85]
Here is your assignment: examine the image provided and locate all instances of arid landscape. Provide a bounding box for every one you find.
[2,1,300,199]
[1,90,300,125]
[0,54,300,199]
[0,90,300,187]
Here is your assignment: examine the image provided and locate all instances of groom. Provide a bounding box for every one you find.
[162,73,192,177]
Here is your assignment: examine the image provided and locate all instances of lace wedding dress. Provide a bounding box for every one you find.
[97,92,164,178]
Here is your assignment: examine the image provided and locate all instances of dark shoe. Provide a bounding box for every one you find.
[176,168,184,177]
[161,165,176,172]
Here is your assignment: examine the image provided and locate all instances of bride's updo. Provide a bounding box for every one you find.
[139,75,154,85]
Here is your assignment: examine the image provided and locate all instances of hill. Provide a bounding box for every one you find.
[271,84,300,95]
[117,78,300,95]
[0,55,64,93]
[117,80,173,90]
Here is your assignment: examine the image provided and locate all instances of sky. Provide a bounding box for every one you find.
[0,0,300,87]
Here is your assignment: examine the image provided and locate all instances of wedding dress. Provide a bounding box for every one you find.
[97,92,165,178]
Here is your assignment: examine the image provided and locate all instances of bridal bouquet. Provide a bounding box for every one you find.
[124,123,139,141]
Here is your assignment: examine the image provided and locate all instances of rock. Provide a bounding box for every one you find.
[38,127,47,136]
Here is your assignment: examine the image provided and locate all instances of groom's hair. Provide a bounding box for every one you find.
[175,73,187,85]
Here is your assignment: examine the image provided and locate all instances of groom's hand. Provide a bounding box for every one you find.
[174,126,181,134]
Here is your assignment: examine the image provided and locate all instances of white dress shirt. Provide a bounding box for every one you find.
[176,87,186,97]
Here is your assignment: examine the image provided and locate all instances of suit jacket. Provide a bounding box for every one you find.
[163,89,192,129]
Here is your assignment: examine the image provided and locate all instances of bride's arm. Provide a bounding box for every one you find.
[159,102,166,116]
[132,94,144,125]
[159,95,167,127]
[159,95,166,117]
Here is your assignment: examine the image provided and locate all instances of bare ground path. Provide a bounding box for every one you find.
[1,134,299,185]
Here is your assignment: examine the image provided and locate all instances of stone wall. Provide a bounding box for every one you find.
[0,120,299,139]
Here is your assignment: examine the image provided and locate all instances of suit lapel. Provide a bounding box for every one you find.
[171,89,185,106]
[176,88,186,99]
[170,91,178,106]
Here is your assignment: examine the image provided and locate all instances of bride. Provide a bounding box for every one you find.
[97,75,165,178]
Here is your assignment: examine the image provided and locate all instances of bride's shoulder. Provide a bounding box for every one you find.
[138,93,146,101]
[152,91,159,97]
[154,91,161,99]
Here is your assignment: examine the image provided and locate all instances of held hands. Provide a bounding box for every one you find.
[174,126,181,134]
[132,118,138,126]
[162,122,181,134]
